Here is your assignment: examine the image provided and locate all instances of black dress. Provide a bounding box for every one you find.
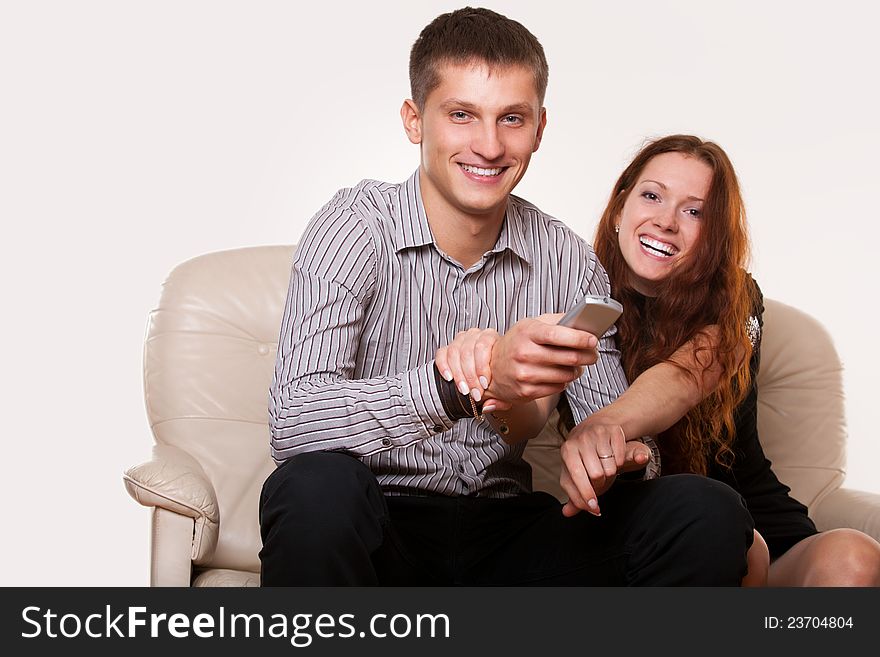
[705,279,818,559]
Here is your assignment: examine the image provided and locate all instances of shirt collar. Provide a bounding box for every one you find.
[394,169,433,251]
[394,168,533,265]
[492,196,532,264]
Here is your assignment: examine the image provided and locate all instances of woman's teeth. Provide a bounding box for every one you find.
[639,236,677,257]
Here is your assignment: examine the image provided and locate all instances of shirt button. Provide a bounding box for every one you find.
[381,438,391,447]
[432,425,443,434]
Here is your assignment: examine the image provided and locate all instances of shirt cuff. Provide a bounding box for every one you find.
[432,362,481,420]
[404,362,458,438]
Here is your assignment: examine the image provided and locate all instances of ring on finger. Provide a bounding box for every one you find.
[598,454,614,460]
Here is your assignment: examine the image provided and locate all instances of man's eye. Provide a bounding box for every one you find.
[501,115,523,125]
[451,111,469,120]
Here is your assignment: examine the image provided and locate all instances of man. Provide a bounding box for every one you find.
[261,7,754,585]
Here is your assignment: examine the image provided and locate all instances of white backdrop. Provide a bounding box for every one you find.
[1,0,877,585]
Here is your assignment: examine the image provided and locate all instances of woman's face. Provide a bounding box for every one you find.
[616,152,713,296]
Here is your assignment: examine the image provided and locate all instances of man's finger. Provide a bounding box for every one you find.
[535,312,565,324]
[530,321,598,351]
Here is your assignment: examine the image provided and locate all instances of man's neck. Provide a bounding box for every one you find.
[418,175,506,270]
[428,210,504,270]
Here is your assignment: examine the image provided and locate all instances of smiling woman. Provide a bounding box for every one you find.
[593,134,880,586]
[615,151,711,295]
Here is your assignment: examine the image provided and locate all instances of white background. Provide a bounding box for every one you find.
[1,0,877,585]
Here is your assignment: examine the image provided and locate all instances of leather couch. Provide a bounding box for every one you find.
[124,245,880,586]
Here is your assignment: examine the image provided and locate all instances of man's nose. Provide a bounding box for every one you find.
[471,123,504,161]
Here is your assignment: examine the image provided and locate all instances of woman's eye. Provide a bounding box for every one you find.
[641,191,659,201]
[686,208,702,219]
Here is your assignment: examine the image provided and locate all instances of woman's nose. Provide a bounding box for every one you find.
[653,207,678,232]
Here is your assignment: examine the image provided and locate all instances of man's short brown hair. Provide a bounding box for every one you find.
[409,7,549,110]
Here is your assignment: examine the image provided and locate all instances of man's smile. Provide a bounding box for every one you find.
[458,163,506,178]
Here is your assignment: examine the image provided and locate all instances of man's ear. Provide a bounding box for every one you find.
[532,107,547,153]
[401,99,422,145]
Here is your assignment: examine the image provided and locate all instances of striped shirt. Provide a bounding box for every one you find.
[269,169,629,498]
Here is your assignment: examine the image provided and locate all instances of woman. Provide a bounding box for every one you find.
[436,135,880,586]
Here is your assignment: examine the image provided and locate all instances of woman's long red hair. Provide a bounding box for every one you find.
[594,135,755,474]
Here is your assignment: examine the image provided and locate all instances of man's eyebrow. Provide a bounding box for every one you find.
[439,99,479,112]
[641,179,704,202]
[498,102,535,114]
[439,99,536,114]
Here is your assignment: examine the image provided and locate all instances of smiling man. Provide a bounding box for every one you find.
[261,7,754,586]
[400,61,545,269]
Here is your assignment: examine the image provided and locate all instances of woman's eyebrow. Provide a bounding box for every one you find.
[641,179,704,202]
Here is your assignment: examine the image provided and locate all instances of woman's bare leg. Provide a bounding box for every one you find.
[767,528,880,586]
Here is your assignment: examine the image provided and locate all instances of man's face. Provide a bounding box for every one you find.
[402,62,546,223]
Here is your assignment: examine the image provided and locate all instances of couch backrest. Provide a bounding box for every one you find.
[754,298,846,505]
[144,246,847,573]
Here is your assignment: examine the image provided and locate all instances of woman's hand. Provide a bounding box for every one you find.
[434,328,511,413]
[559,422,651,517]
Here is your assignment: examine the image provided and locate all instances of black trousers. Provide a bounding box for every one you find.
[259,452,754,586]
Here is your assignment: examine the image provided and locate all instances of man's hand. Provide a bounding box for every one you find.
[487,314,598,404]
[559,422,652,517]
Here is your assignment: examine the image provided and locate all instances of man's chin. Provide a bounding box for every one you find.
[455,188,515,217]
[457,200,509,219]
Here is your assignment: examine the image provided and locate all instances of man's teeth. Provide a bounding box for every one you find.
[639,236,678,257]
[461,164,503,177]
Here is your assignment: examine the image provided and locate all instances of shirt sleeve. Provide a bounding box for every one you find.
[561,246,630,425]
[268,191,455,464]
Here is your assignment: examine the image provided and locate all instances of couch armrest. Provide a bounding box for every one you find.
[811,487,880,543]
[123,444,219,564]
